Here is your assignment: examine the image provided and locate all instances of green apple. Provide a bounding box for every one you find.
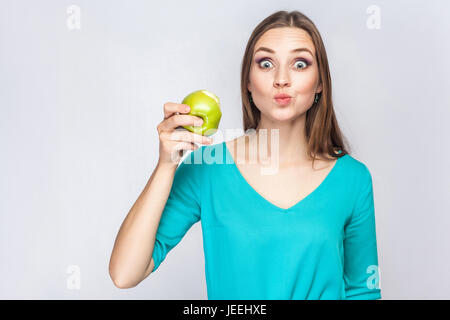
[181,89,222,136]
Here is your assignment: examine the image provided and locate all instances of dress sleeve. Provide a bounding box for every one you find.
[151,151,202,273]
[343,165,382,300]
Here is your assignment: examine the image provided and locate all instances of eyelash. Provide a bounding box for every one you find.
[255,57,312,70]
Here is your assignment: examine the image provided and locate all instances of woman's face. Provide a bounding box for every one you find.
[248,27,322,122]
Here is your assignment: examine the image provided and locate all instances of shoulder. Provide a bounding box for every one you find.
[175,148,205,182]
[339,153,373,186]
[172,147,214,200]
[341,154,370,174]
[178,142,225,170]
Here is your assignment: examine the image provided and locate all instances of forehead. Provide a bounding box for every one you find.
[254,27,315,55]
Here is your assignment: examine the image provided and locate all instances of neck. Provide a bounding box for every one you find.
[252,115,311,167]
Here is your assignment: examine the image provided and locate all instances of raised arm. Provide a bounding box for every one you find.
[108,102,211,289]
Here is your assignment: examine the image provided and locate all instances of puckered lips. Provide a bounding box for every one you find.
[273,93,292,106]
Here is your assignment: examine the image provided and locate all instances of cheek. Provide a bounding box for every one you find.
[249,68,272,92]
[292,72,319,94]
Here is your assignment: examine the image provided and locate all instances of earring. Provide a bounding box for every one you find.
[249,95,253,102]
[314,93,319,103]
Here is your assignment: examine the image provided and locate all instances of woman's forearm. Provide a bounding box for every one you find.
[109,160,178,288]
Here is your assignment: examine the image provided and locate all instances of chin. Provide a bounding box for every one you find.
[266,109,299,122]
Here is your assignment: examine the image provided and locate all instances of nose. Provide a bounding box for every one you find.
[273,69,291,88]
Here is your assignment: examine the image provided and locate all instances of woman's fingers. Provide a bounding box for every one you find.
[158,114,204,133]
[163,102,190,120]
[163,129,213,145]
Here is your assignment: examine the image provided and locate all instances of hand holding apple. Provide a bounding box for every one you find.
[157,102,214,167]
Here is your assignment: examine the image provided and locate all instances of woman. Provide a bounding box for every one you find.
[109,10,381,300]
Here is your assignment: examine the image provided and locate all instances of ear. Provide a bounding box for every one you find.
[316,82,322,94]
[247,82,252,93]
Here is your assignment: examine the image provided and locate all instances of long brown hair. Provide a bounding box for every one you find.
[240,10,351,165]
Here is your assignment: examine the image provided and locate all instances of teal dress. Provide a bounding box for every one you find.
[151,141,381,300]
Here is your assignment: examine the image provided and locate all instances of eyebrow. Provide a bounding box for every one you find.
[254,46,314,56]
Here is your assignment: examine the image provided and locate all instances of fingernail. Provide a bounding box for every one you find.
[185,106,190,112]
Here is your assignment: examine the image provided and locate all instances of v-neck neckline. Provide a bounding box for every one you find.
[222,141,345,212]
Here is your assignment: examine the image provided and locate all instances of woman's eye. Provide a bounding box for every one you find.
[294,60,308,69]
[259,59,273,69]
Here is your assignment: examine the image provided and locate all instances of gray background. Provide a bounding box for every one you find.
[1,0,449,299]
